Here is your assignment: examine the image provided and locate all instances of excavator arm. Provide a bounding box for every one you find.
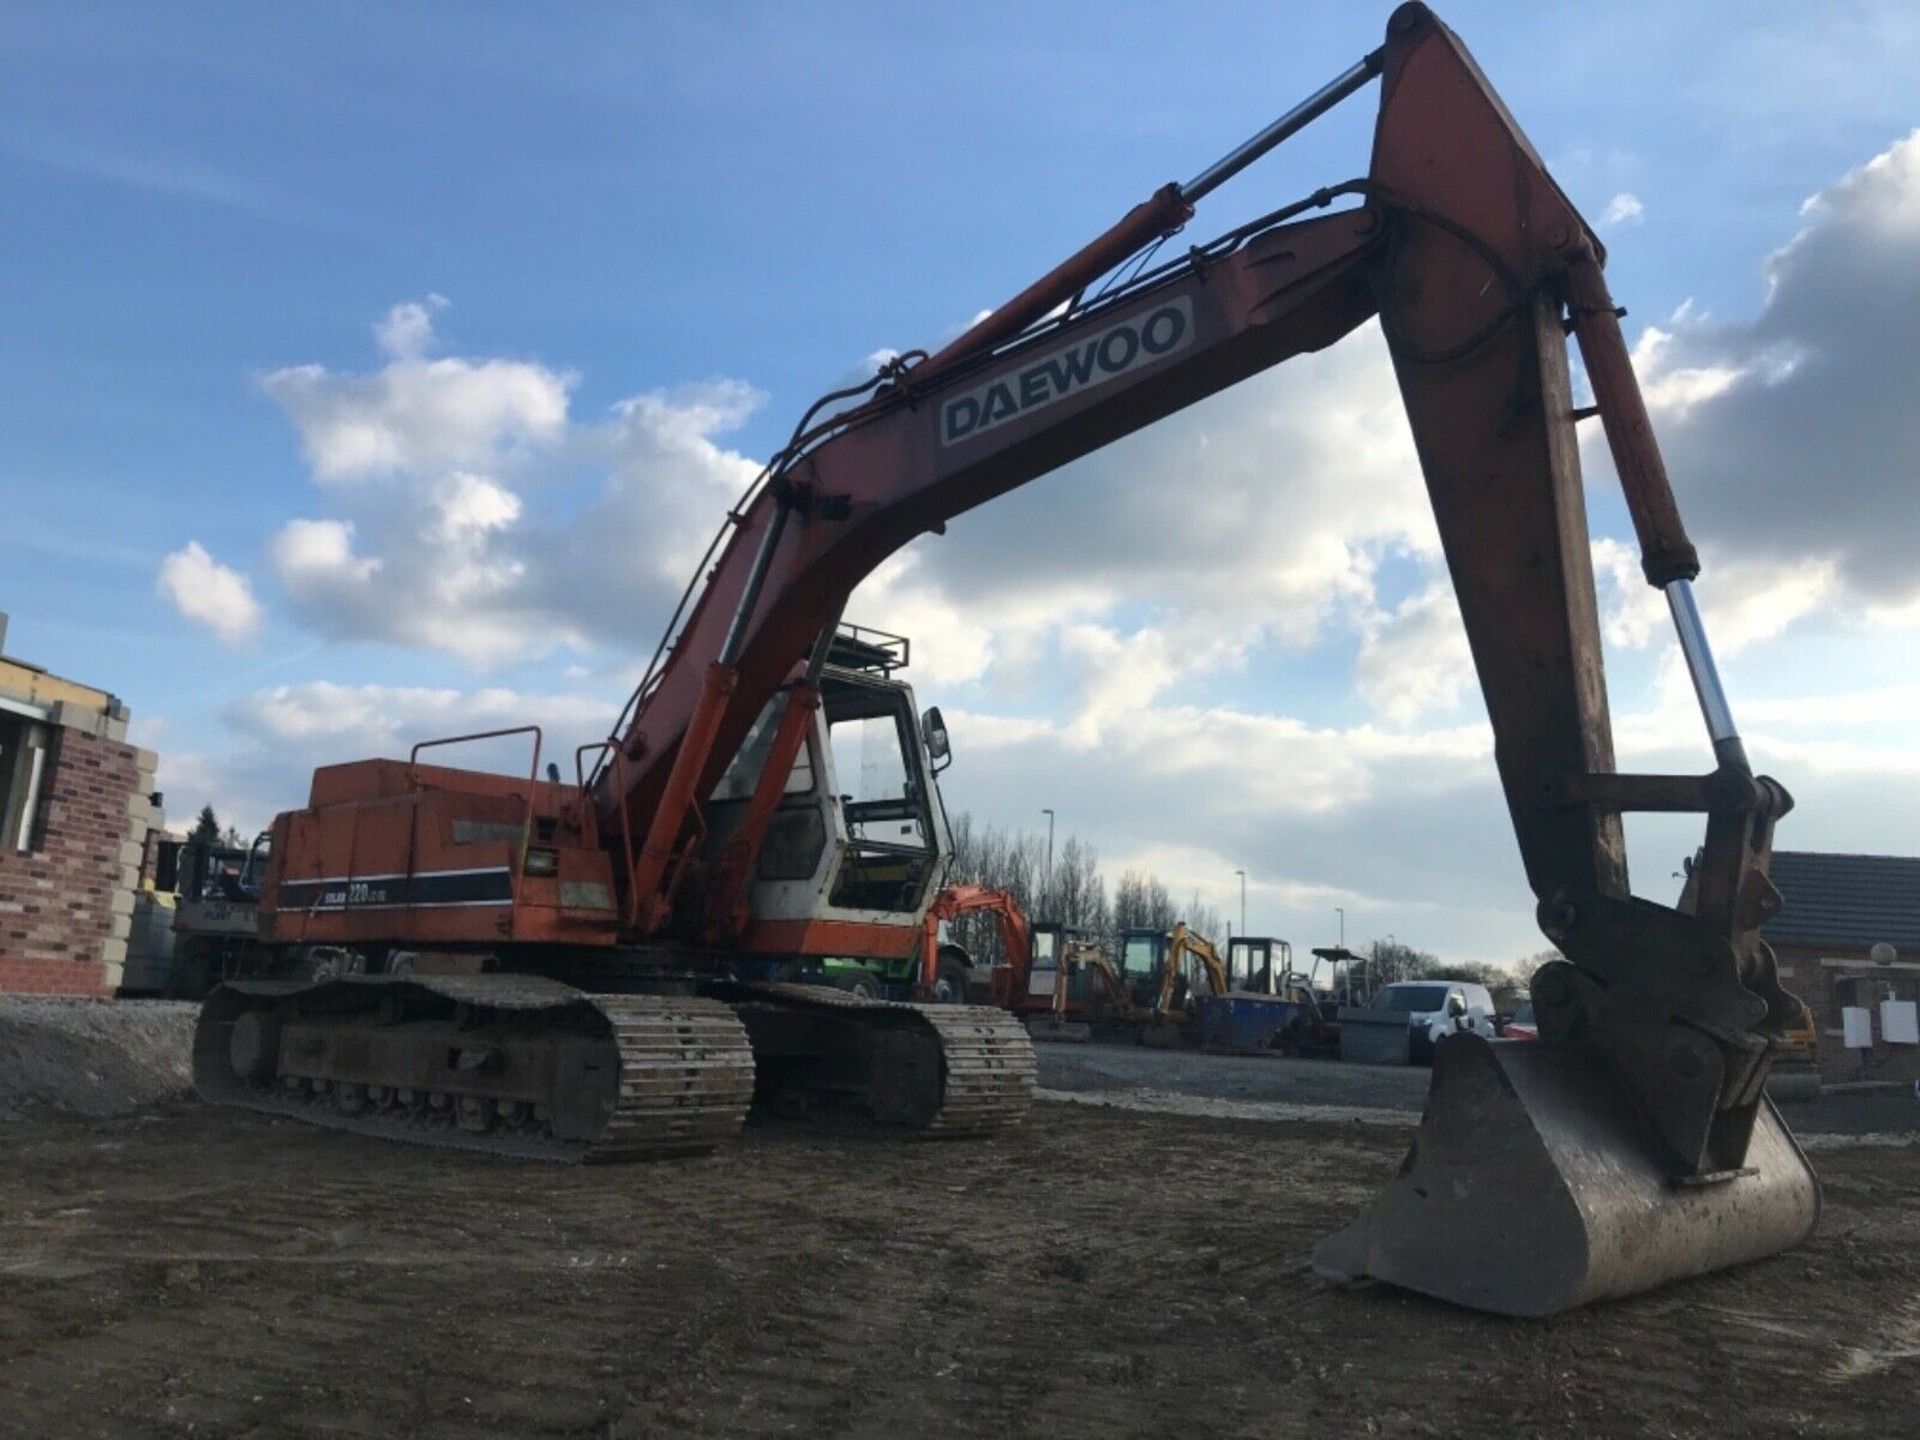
[918,884,1032,1002]
[594,3,1816,1312]
[1155,924,1231,1019]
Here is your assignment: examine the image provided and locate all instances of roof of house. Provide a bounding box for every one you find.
[1762,851,1920,953]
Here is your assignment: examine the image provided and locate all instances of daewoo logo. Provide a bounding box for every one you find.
[941,296,1193,447]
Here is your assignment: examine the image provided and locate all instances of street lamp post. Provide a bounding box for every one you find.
[1235,868,1246,938]
[1041,808,1055,910]
[1336,907,1345,946]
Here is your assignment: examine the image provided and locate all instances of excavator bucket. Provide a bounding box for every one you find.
[1025,1015,1092,1044]
[1313,1034,1819,1317]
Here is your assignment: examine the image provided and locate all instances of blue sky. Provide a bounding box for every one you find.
[4,1,1917,960]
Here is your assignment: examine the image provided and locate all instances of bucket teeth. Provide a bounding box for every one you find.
[1312,1033,1820,1316]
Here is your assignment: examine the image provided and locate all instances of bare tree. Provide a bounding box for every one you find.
[1367,938,1442,986]
[1181,889,1227,948]
[942,812,1234,966]
[1048,835,1109,937]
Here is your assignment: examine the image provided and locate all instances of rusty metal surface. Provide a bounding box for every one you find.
[1313,1035,1819,1316]
[194,978,754,1163]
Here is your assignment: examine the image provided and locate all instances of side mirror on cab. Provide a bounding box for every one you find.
[1446,993,1467,1019]
[921,706,952,772]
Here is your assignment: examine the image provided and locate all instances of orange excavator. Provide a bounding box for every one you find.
[194,4,1816,1315]
[924,885,1094,1042]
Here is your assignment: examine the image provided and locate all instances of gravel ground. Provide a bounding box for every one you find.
[0,1000,198,1122]
[1035,1040,1432,1110]
[1036,1039,1920,1137]
[4,1101,1917,1439]
[5,1003,1920,1437]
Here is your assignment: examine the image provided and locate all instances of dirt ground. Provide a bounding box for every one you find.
[4,1096,1917,1440]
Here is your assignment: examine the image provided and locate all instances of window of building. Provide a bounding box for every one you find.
[0,712,56,854]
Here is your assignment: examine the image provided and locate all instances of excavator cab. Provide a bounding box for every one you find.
[820,673,940,912]
[1226,936,1294,997]
[1025,921,1069,1001]
[710,625,954,940]
[1118,928,1171,1011]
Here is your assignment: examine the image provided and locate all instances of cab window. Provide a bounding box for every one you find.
[1122,934,1160,976]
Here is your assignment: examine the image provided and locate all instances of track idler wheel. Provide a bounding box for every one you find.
[1312,1033,1820,1316]
[228,1010,282,1081]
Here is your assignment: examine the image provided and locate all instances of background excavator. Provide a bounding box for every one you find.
[925,888,1106,1043]
[1113,922,1230,1046]
[194,2,1818,1316]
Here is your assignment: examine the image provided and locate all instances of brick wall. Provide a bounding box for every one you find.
[0,726,156,998]
[1776,944,1920,1086]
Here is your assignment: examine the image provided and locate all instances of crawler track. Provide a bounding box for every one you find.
[916,1003,1040,1135]
[194,975,755,1162]
[720,982,1036,1137]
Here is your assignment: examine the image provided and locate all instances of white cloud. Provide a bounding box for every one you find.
[232,679,606,752]
[267,495,564,665]
[1594,534,1835,663]
[1628,324,1743,416]
[374,294,448,361]
[1590,537,1668,651]
[272,517,377,588]
[1600,129,1920,613]
[262,296,572,484]
[534,380,768,640]
[1354,583,1473,725]
[256,291,1431,686]
[155,541,262,644]
[256,303,775,667]
[1600,192,1645,227]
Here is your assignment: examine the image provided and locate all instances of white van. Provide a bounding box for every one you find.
[1365,980,1497,1063]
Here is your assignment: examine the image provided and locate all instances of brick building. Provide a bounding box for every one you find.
[1764,850,1920,1086]
[0,613,159,997]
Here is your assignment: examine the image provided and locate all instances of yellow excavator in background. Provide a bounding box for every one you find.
[1143,923,1230,1046]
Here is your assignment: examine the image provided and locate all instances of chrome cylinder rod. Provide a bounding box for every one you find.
[719,502,792,667]
[1666,579,1737,744]
[1181,47,1385,204]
